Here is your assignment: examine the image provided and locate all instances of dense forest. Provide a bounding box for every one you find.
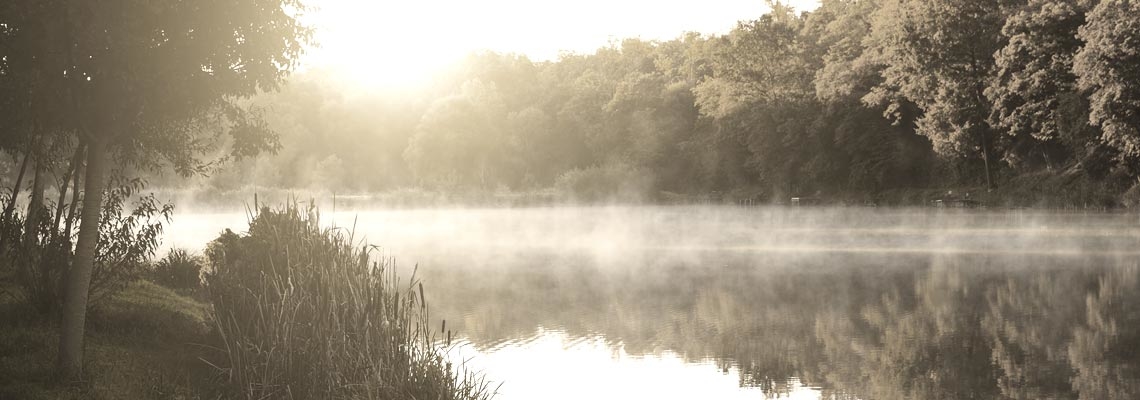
[128,0,1140,206]
[5,0,1140,206]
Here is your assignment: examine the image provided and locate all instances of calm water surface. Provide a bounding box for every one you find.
[168,206,1140,399]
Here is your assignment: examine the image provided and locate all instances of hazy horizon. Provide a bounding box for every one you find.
[300,0,822,90]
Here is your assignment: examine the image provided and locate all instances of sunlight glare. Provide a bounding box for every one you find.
[302,0,820,91]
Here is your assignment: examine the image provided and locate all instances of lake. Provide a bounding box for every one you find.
[166,205,1140,399]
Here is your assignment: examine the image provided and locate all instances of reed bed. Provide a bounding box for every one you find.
[204,204,494,399]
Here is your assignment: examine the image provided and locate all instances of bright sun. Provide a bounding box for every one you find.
[302,0,821,91]
[303,1,467,91]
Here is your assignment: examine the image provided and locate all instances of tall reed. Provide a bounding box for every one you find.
[204,204,494,399]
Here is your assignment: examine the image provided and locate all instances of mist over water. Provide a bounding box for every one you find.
[168,205,1140,399]
[168,205,1140,257]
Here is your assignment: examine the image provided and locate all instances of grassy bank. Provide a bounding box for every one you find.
[0,281,215,399]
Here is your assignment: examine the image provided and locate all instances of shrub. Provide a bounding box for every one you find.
[204,204,494,400]
[553,162,653,202]
[2,176,171,314]
[90,178,174,304]
[1121,180,1140,208]
[150,249,204,292]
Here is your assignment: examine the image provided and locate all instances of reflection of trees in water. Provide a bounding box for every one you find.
[811,258,996,400]
[419,251,1139,399]
[1069,265,1140,400]
[983,265,1090,400]
[844,262,1000,400]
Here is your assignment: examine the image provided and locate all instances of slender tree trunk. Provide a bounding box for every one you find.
[63,152,84,240]
[46,145,85,307]
[57,151,85,312]
[974,85,996,191]
[56,136,107,381]
[53,145,84,233]
[24,156,46,246]
[980,128,994,191]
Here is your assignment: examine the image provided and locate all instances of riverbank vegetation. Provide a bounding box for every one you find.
[206,205,493,399]
[0,205,494,399]
[2,0,312,381]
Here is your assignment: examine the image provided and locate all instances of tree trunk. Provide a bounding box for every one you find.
[63,151,84,239]
[980,128,994,191]
[53,145,84,233]
[24,156,46,246]
[57,151,85,312]
[47,145,85,308]
[974,84,996,191]
[56,136,107,381]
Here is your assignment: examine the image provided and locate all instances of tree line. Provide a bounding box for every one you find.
[182,0,1140,203]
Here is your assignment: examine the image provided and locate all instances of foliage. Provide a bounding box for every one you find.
[204,205,494,399]
[130,0,1140,204]
[987,0,1090,169]
[865,0,1012,187]
[149,248,204,293]
[90,177,174,305]
[554,162,653,202]
[3,176,172,313]
[1074,0,1140,165]
[813,0,883,104]
[405,79,511,189]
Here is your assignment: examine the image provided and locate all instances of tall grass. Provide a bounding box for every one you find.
[204,204,494,399]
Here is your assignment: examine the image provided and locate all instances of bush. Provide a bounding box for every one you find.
[553,162,653,202]
[1121,180,1140,208]
[204,204,494,400]
[2,176,171,314]
[150,248,204,292]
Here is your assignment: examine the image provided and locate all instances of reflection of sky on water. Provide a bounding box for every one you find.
[447,328,821,400]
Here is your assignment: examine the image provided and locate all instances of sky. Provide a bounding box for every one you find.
[302,0,821,90]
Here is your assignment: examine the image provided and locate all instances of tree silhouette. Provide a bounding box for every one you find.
[3,0,310,380]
